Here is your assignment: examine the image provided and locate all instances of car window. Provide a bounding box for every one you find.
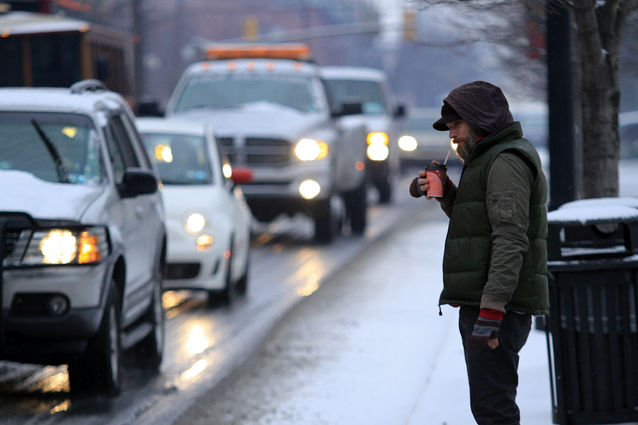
[0,111,105,184]
[103,124,127,184]
[174,73,322,113]
[108,115,140,168]
[324,79,387,115]
[139,132,213,185]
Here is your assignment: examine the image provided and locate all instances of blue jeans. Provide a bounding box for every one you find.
[459,306,532,425]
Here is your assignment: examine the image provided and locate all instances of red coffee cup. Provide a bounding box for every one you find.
[425,163,447,197]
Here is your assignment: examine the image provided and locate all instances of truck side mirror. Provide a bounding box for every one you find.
[394,103,407,119]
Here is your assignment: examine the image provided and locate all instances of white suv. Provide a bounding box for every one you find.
[0,80,167,396]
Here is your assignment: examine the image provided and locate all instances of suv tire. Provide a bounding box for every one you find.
[68,282,122,396]
[344,180,367,234]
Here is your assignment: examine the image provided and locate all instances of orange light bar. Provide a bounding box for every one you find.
[205,43,311,61]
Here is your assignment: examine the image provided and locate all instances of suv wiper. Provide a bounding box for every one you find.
[31,119,69,183]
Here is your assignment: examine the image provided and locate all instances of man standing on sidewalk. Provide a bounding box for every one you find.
[409,81,549,425]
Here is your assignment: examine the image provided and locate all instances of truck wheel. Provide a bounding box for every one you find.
[314,196,342,243]
[344,181,367,235]
[69,283,122,396]
[377,179,393,204]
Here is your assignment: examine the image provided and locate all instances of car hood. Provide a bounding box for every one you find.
[0,170,104,222]
[346,114,392,133]
[171,103,326,138]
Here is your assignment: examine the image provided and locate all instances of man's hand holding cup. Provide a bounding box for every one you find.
[409,161,449,199]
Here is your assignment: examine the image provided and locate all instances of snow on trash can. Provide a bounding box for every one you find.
[546,198,638,424]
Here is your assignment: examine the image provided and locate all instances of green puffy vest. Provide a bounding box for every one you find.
[440,123,549,315]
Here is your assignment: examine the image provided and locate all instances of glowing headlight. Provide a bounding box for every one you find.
[367,132,389,145]
[398,135,418,152]
[196,234,214,251]
[21,227,108,266]
[222,163,233,179]
[40,230,77,264]
[294,139,328,161]
[185,213,206,234]
[367,143,389,161]
[298,179,321,199]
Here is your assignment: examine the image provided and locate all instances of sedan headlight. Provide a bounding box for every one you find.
[294,138,328,161]
[22,227,109,265]
[185,213,206,234]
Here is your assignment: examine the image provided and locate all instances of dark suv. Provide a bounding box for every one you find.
[0,80,167,396]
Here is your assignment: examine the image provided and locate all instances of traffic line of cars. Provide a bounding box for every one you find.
[0,80,253,396]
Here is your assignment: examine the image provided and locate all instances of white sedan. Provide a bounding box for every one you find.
[137,118,253,305]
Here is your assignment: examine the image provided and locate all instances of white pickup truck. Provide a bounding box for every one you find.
[165,44,368,242]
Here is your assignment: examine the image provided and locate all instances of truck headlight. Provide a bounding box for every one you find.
[185,213,206,234]
[366,132,390,161]
[298,179,321,199]
[294,138,328,161]
[22,227,109,265]
[367,143,389,161]
[398,135,418,152]
[367,132,389,146]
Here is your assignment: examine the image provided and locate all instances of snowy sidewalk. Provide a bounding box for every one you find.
[174,205,553,425]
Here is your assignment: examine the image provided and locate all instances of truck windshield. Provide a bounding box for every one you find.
[174,74,321,113]
[324,79,386,115]
[139,132,213,185]
[0,112,105,184]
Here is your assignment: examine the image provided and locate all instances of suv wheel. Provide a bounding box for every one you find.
[137,266,165,371]
[236,251,249,296]
[68,283,122,396]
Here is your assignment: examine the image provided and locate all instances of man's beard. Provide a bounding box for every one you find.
[455,135,478,163]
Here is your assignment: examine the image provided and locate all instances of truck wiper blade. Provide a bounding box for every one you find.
[30,119,70,183]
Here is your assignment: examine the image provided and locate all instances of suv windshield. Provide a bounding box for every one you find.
[324,79,386,115]
[174,73,321,113]
[140,132,212,185]
[0,112,104,184]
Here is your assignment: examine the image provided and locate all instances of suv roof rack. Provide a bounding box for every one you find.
[70,79,106,94]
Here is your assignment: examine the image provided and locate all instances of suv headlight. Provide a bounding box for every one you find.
[294,138,328,161]
[21,227,109,265]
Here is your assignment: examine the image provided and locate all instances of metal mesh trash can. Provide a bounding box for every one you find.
[546,198,638,425]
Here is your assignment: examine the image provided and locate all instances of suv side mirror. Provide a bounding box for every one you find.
[394,103,407,119]
[120,168,158,197]
[332,102,363,118]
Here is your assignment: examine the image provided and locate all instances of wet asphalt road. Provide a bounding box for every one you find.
[0,172,452,425]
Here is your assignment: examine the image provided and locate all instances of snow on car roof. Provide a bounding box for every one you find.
[320,66,387,81]
[186,59,319,76]
[136,117,208,136]
[0,11,89,35]
[0,87,124,114]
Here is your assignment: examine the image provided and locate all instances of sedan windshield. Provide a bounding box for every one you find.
[0,112,105,184]
[140,132,212,185]
[174,73,321,113]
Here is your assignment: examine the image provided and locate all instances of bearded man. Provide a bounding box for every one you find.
[410,81,549,425]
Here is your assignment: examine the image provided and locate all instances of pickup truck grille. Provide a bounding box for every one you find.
[218,136,292,166]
